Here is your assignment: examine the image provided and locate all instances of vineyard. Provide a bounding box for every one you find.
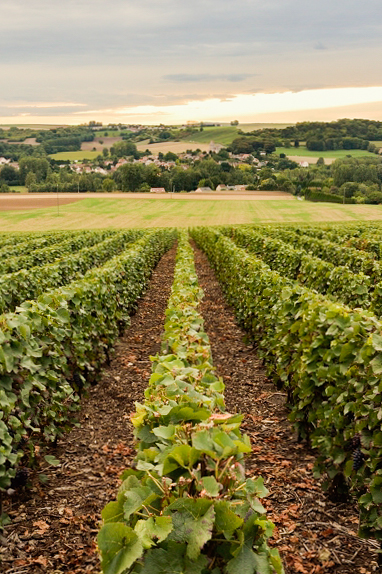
[1,223,382,573]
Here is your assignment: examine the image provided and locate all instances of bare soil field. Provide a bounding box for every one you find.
[81,136,123,151]
[0,191,294,212]
[0,196,83,211]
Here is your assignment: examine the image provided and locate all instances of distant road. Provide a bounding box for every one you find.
[0,191,294,210]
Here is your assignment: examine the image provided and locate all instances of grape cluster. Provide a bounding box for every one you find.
[352,448,364,471]
[10,467,29,489]
[351,434,361,449]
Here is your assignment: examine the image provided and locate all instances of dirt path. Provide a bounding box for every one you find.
[1,245,176,574]
[192,243,380,574]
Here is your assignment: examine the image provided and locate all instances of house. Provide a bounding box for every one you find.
[0,157,10,165]
[150,187,166,193]
[115,158,129,169]
[209,141,224,154]
[194,187,213,193]
[215,184,247,192]
[299,161,309,168]
[93,167,108,175]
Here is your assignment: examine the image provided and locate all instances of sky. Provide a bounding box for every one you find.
[1,0,382,125]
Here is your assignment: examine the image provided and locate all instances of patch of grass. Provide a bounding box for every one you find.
[92,130,126,137]
[9,186,28,193]
[276,146,376,159]
[0,197,382,231]
[49,151,100,161]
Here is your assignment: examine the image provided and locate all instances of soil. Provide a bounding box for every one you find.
[0,244,177,574]
[192,243,380,574]
[0,197,83,211]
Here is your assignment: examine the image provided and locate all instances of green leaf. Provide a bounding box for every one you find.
[169,503,215,560]
[201,476,220,497]
[44,455,60,466]
[102,499,125,524]
[152,425,176,440]
[98,523,143,574]
[135,516,173,549]
[372,334,382,351]
[370,355,382,375]
[162,445,199,474]
[246,477,269,499]
[373,432,382,447]
[56,308,70,323]
[140,543,185,574]
[226,544,258,574]
[371,487,382,504]
[123,486,158,519]
[214,501,243,538]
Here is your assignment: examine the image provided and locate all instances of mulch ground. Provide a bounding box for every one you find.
[0,244,177,574]
[192,243,380,574]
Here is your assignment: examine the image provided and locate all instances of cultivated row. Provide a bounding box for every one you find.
[0,229,144,314]
[0,229,175,495]
[0,229,114,275]
[191,227,382,543]
[98,231,283,574]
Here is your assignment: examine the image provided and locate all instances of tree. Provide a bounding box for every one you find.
[0,165,19,185]
[164,151,178,162]
[19,157,49,184]
[102,147,109,158]
[259,177,277,190]
[102,178,115,192]
[25,171,37,190]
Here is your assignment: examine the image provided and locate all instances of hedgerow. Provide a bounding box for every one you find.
[0,228,175,495]
[191,227,382,542]
[98,231,283,574]
[0,229,114,275]
[0,229,144,314]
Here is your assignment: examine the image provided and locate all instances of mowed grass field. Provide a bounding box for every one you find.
[276,146,377,159]
[0,197,382,231]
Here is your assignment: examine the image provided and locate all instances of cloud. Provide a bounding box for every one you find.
[5,102,87,109]
[1,0,382,121]
[163,74,256,83]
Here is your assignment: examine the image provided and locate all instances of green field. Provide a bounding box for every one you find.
[1,197,382,231]
[183,126,239,145]
[92,129,125,137]
[182,123,294,146]
[276,146,376,159]
[49,150,100,161]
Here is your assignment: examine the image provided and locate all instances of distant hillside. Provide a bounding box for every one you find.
[181,123,294,146]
